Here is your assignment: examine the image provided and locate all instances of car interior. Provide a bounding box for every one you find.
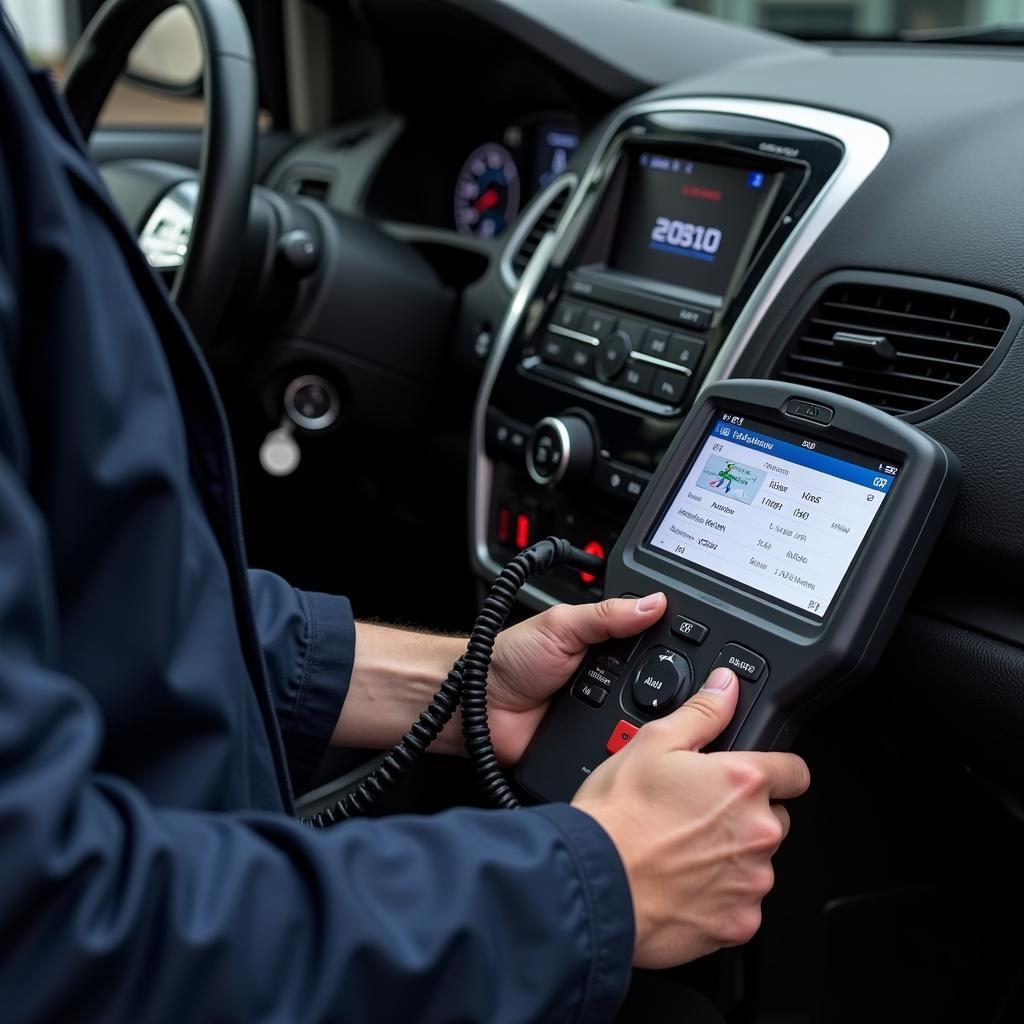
[22,0,1024,1019]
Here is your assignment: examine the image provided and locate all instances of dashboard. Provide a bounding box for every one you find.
[256,0,1024,757]
[365,114,580,236]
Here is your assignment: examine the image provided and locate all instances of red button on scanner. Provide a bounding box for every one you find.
[606,719,639,755]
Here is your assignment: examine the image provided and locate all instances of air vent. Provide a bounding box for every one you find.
[286,175,332,202]
[773,277,1015,416]
[501,175,576,289]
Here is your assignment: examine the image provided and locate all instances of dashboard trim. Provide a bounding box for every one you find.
[499,173,579,292]
[473,97,891,610]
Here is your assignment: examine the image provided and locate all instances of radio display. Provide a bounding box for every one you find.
[647,412,900,617]
[607,151,778,301]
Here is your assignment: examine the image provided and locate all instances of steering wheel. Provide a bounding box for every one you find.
[62,0,257,346]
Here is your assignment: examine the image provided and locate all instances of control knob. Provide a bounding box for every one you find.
[526,414,595,487]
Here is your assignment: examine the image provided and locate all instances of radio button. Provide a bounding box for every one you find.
[581,308,616,339]
[651,370,689,405]
[622,361,655,396]
[597,330,631,381]
[631,647,691,715]
[571,678,608,708]
[567,344,596,375]
[676,304,712,330]
[666,334,706,370]
[715,643,767,682]
[539,332,574,368]
[551,301,583,331]
[670,615,709,645]
[642,327,671,358]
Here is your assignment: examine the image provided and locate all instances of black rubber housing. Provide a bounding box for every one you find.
[517,380,960,803]
[62,0,257,345]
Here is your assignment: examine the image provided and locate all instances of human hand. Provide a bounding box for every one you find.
[486,593,668,764]
[572,667,810,968]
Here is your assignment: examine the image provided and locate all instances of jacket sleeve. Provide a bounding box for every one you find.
[0,447,635,1024]
[248,568,355,791]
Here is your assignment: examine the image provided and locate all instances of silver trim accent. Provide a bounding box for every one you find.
[499,174,579,292]
[548,323,600,346]
[284,374,341,430]
[139,181,198,270]
[630,351,694,375]
[472,97,891,610]
[526,416,572,487]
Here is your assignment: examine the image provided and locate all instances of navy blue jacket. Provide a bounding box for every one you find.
[0,20,633,1023]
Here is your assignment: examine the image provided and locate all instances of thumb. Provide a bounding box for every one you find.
[660,667,739,751]
[548,592,668,651]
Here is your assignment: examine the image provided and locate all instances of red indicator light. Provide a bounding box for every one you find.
[515,513,531,549]
[579,539,606,585]
[496,507,511,544]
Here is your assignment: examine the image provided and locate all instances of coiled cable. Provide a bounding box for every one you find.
[304,537,603,826]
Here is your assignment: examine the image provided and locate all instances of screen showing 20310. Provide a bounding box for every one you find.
[647,413,900,617]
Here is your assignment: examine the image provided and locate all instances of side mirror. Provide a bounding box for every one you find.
[125,5,202,94]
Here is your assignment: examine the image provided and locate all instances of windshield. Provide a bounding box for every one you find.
[630,0,1016,41]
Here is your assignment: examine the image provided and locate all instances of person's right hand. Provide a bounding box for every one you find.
[571,665,810,969]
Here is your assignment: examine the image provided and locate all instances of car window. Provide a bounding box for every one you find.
[3,0,203,127]
[630,0,1020,40]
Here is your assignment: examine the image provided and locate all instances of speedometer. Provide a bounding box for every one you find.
[453,142,520,238]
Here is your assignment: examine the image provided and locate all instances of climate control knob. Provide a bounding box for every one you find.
[526,415,595,487]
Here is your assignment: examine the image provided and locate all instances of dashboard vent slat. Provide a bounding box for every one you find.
[502,176,576,288]
[773,279,1013,416]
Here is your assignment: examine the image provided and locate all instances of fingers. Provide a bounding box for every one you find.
[655,667,739,751]
[543,593,667,651]
[744,752,811,800]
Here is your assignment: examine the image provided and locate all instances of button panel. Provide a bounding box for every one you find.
[534,300,708,413]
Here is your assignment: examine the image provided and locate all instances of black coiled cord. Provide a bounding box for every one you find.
[304,537,603,827]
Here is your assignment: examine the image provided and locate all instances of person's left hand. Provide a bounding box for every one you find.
[487,593,667,764]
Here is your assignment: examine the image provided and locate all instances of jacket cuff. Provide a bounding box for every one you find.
[530,802,635,1022]
[285,589,355,791]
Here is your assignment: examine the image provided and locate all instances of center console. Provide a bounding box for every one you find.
[473,98,890,607]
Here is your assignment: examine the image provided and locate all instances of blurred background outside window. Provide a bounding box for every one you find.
[634,0,1024,37]
[3,0,203,125]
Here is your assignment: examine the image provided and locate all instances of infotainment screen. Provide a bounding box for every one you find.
[607,151,779,302]
[647,412,900,617]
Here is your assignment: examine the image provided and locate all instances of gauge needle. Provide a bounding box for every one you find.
[475,188,500,212]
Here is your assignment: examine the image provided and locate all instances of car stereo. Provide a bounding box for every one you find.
[516,380,959,803]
